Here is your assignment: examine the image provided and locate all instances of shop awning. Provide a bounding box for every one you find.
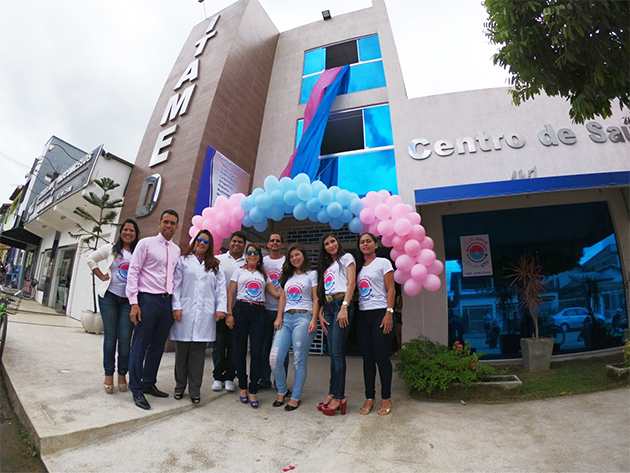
[414,171,630,205]
[0,227,41,250]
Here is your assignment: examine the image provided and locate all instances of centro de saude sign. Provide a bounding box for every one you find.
[408,121,630,160]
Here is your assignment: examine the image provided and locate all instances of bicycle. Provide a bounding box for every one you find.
[0,288,22,361]
[539,319,566,346]
[20,278,38,300]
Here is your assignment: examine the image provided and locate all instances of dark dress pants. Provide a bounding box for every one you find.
[212,318,235,382]
[232,302,265,394]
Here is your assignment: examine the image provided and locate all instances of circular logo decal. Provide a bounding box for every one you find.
[116,261,130,282]
[466,242,488,263]
[286,285,302,303]
[358,278,372,300]
[267,269,281,288]
[245,280,263,299]
[324,273,335,292]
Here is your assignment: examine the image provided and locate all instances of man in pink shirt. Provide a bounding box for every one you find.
[126,209,181,410]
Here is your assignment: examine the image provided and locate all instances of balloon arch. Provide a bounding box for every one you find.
[189,173,443,296]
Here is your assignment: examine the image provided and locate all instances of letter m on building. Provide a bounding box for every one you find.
[160,84,196,126]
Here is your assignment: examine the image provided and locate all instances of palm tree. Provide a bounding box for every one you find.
[508,254,545,339]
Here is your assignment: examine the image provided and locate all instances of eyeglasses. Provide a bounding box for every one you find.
[269,239,282,243]
[246,250,260,256]
[196,238,210,244]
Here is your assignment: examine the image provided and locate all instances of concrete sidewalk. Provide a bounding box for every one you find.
[1,304,629,472]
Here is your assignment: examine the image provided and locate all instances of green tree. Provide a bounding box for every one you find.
[484,0,629,123]
[69,177,123,313]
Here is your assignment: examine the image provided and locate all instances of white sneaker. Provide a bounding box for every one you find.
[212,380,223,391]
[224,380,235,392]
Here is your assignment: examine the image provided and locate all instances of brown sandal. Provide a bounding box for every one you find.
[104,384,114,394]
[359,399,375,415]
[378,399,392,416]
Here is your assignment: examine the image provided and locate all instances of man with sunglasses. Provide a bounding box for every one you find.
[258,233,285,391]
[212,231,246,392]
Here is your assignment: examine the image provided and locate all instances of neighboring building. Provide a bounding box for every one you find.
[120,0,629,357]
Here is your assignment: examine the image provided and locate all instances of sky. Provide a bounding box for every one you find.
[0,0,509,204]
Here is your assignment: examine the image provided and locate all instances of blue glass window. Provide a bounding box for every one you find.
[337,149,398,196]
[358,35,382,62]
[300,73,322,104]
[364,105,393,148]
[303,48,325,76]
[295,119,304,148]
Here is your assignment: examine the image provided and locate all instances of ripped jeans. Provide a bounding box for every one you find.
[270,311,316,401]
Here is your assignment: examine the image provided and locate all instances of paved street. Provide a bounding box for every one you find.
[1,300,629,472]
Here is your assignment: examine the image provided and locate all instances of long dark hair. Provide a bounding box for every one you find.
[280,243,312,288]
[112,219,140,258]
[242,242,267,279]
[184,230,220,274]
[316,233,347,306]
[356,232,379,275]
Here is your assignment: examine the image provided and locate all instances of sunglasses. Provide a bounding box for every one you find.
[246,250,260,256]
[196,237,211,244]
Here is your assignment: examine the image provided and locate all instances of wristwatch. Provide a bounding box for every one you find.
[386,308,394,313]
[342,300,349,307]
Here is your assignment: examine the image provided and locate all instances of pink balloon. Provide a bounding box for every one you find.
[202,207,213,219]
[394,269,410,284]
[427,259,445,276]
[360,207,376,224]
[404,239,422,256]
[377,219,395,237]
[368,221,380,236]
[229,217,241,232]
[406,204,414,213]
[392,235,407,251]
[394,218,412,236]
[231,206,245,220]
[391,203,409,221]
[378,190,391,202]
[404,278,422,296]
[230,193,245,205]
[217,211,230,226]
[408,212,421,226]
[363,191,381,208]
[215,195,228,208]
[418,249,436,266]
[410,263,428,282]
[191,215,203,227]
[374,203,391,220]
[188,226,199,238]
[423,274,441,291]
[422,236,434,250]
[390,248,404,261]
[395,254,415,272]
[380,233,394,248]
[202,219,214,232]
[386,194,403,207]
[409,224,426,241]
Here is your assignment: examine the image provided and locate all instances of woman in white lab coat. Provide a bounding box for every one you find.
[171,230,227,403]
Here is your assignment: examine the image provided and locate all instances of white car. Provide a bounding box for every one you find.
[551,307,607,332]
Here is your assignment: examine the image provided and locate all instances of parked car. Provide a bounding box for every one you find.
[550,307,608,332]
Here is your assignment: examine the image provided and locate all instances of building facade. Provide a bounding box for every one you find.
[120,0,629,357]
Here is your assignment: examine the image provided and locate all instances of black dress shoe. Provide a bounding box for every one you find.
[284,400,300,411]
[133,393,151,410]
[143,384,169,398]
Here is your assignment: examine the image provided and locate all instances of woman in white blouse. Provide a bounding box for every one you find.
[171,230,227,403]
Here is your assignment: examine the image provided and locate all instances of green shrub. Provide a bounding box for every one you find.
[395,338,495,393]
[623,339,630,368]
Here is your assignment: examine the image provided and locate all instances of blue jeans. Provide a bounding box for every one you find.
[260,309,288,387]
[270,311,316,401]
[324,298,353,400]
[98,291,133,376]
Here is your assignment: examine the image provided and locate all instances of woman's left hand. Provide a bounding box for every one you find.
[380,312,393,334]
[215,311,226,321]
[308,318,317,333]
[173,310,183,322]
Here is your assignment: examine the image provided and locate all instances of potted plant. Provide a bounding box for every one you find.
[605,339,630,380]
[508,254,554,371]
[69,177,123,334]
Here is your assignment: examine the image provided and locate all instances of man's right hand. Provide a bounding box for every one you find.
[130,304,141,325]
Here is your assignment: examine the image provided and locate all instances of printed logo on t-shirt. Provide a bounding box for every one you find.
[286,284,303,303]
[267,268,281,289]
[115,261,130,283]
[323,271,335,292]
[245,280,263,299]
[358,276,373,301]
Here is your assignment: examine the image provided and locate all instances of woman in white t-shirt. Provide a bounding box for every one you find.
[86,219,139,395]
[269,243,319,411]
[316,233,356,416]
[356,232,395,416]
[226,243,280,409]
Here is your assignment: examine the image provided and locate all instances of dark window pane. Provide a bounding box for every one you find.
[320,109,364,155]
[326,40,358,69]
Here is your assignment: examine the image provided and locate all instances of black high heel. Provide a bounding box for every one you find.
[284,400,300,411]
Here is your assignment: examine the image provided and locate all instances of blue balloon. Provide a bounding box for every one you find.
[264,175,280,192]
[349,196,364,215]
[308,211,319,222]
[306,197,321,213]
[268,205,284,222]
[242,214,253,227]
[318,189,334,205]
[252,187,265,198]
[327,202,343,218]
[282,203,294,214]
[329,186,340,196]
[293,202,309,221]
[240,196,254,212]
[340,209,353,224]
[270,189,284,205]
[279,177,295,193]
[296,183,314,201]
[283,190,300,206]
[254,219,268,232]
[317,208,331,223]
[293,173,311,187]
[348,217,364,233]
[335,189,351,206]
[330,218,344,230]
[249,206,265,223]
[254,193,272,210]
[311,180,327,195]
